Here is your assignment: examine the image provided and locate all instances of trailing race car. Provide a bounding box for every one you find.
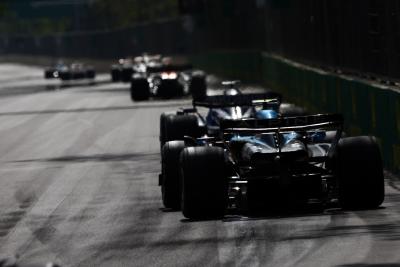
[130,58,206,101]
[59,62,96,81]
[162,113,385,219]
[44,61,67,79]
[159,88,282,152]
[159,86,283,209]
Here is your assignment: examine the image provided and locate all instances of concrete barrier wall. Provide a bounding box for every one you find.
[192,50,400,173]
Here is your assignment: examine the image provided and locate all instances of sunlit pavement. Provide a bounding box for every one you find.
[0,64,399,267]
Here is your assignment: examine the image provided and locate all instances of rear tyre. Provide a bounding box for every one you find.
[86,69,96,79]
[161,114,201,148]
[44,69,54,79]
[111,67,121,82]
[181,147,227,219]
[336,136,384,209]
[131,78,150,101]
[190,72,207,101]
[122,68,133,82]
[161,141,186,209]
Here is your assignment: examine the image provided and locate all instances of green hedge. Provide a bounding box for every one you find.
[191,50,400,173]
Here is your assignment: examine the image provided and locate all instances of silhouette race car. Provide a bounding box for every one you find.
[44,61,67,79]
[58,62,96,81]
[110,54,159,83]
[162,113,385,219]
[130,58,206,101]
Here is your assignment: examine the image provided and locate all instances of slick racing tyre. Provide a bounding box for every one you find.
[336,136,384,209]
[159,112,175,152]
[190,72,207,101]
[122,67,133,82]
[181,146,227,219]
[44,69,54,79]
[86,69,96,79]
[161,114,201,149]
[111,68,121,82]
[131,78,150,101]
[161,141,186,209]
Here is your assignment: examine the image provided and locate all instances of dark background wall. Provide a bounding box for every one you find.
[1,0,400,82]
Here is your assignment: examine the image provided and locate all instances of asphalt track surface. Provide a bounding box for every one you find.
[0,63,400,267]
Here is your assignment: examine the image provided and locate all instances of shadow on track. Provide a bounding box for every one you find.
[11,152,159,164]
[179,206,343,223]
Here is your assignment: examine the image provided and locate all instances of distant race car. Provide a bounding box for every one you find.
[44,61,67,79]
[160,111,385,219]
[130,57,207,101]
[110,54,161,83]
[110,58,131,82]
[59,62,96,81]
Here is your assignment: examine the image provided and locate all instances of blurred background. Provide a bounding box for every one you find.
[0,0,399,82]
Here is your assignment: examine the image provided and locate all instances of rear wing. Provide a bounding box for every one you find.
[221,114,344,134]
[193,92,282,108]
[147,64,193,73]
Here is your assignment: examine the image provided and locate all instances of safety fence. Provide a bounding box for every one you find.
[2,0,400,83]
[191,50,400,174]
[0,18,207,59]
[261,0,400,83]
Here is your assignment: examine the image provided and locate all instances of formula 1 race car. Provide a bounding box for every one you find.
[159,87,283,209]
[44,61,67,79]
[59,62,96,81]
[161,113,385,219]
[110,58,131,82]
[110,55,153,82]
[159,88,283,152]
[130,59,206,101]
[110,54,162,83]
